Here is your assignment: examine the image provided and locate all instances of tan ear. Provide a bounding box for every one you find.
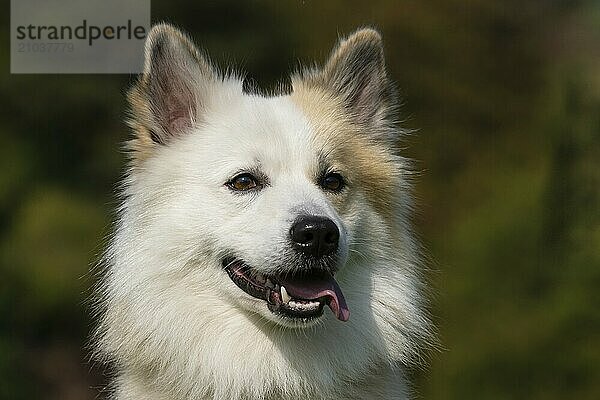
[308,28,396,127]
[128,23,215,145]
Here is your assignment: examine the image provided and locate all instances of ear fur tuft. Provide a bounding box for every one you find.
[296,28,398,133]
[127,23,215,151]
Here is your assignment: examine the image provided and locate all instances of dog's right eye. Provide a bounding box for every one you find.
[227,173,259,192]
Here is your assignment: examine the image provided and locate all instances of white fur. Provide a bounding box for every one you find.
[94,27,431,400]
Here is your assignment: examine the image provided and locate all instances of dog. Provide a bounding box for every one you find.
[93,23,432,400]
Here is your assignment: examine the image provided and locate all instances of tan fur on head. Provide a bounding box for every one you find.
[289,85,401,221]
[291,28,409,221]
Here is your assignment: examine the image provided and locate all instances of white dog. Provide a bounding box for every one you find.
[93,24,432,400]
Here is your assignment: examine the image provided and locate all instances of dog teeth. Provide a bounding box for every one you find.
[285,298,320,311]
[280,286,291,304]
[278,286,322,311]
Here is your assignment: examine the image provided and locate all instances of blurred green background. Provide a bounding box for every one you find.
[1,1,599,399]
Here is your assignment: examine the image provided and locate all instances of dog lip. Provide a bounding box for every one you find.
[222,257,349,322]
[223,258,269,301]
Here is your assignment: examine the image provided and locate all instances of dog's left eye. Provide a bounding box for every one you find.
[321,172,345,192]
[228,173,259,191]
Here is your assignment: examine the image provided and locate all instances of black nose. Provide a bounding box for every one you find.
[290,216,339,258]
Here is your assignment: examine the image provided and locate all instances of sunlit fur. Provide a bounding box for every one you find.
[93,23,432,400]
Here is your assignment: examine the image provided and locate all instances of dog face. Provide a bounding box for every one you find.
[144,93,356,327]
[98,24,430,398]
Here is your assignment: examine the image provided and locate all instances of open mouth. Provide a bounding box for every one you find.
[222,258,350,322]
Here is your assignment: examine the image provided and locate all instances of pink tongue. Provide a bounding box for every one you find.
[279,272,350,322]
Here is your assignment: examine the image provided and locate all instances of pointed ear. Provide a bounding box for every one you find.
[318,28,395,126]
[128,24,215,145]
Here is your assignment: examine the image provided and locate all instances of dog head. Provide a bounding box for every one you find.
[119,24,411,328]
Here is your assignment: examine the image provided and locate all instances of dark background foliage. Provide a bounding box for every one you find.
[1,1,598,399]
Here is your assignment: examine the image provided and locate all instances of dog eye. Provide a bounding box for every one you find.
[321,173,345,192]
[228,173,259,191]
